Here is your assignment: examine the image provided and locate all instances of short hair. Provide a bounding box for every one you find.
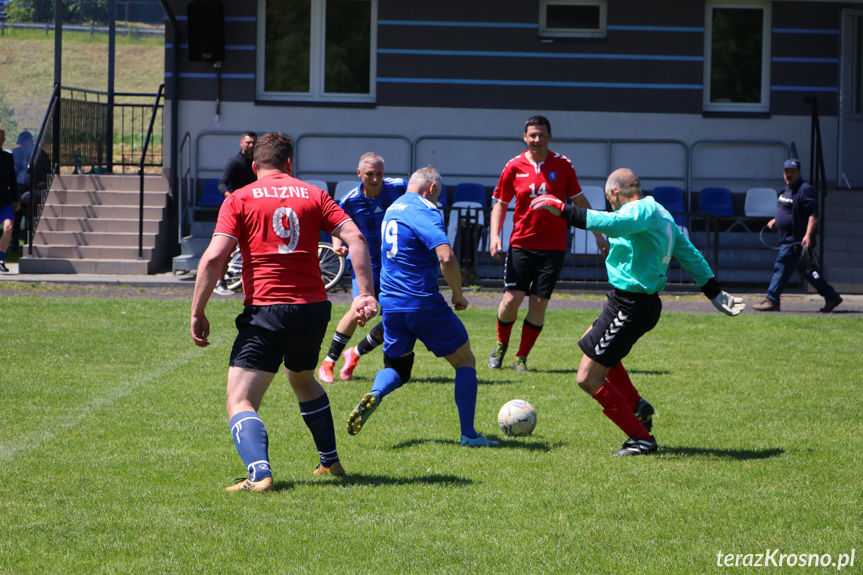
[358,152,385,170]
[241,131,258,141]
[524,115,552,134]
[408,165,442,193]
[254,132,293,170]
[605,168,641,198]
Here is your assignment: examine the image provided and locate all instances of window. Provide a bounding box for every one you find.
[257,0,376,102]
[539,0,607,39]
[704,2,772,113]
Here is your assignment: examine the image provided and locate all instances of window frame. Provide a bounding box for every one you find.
[539,0,608,39]
[703,1,772,113]
[256,0,377,103]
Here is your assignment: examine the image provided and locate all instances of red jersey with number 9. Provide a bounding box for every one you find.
[492,151,582,250]
[215,172,351,306]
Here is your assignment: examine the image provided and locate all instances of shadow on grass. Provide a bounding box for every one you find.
[274,472,474,491]
[390,437,561,452]
[660,446,785,460]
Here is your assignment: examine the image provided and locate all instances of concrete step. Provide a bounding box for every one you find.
[180,236,211,255]
[51,173,169,193]
[18,256,153,275]
[48,189,169,207]
[38,217,162,233]
[27,244,157,260]
[172,253,200,273]
[35,230,159,247]
[191,221,217,236]
[41,204,166,220]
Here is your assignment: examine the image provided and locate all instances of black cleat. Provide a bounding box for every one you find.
[488,342,508,369]
[612,436,658,456]
[634,398,655,432]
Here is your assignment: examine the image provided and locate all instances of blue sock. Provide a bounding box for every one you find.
[299,394,339,467]
[454,367,478,438]
[228,411,271,481]
[0,251,5,261]
[371,368,402,400]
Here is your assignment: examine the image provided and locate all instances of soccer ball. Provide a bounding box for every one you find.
[497,399,537,437]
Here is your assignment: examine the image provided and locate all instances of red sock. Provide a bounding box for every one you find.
[497,318,514,346]
[606,362,641,411]
[516,320,542,358]
[593,384,651,441]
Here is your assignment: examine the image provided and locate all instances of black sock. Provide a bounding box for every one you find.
[326,331,351,362]
[299,394,338,466]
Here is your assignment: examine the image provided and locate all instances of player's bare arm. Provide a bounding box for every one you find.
[436,243,468,310]
[334,220,378,325]
[488,200,507,260]
[190,234,236,346]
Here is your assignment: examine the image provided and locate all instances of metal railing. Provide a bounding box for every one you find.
[25,84,60,252]
[137,83,164,259]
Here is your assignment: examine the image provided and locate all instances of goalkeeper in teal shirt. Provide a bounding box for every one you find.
[531,168,744,456]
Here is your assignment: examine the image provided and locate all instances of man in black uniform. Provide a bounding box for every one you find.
[0,128,20,272]
[753,159,842,313]
[214,131,258,295]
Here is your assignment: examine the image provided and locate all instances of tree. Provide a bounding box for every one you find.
[6,0,109,25]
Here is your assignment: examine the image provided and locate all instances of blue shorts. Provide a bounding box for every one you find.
[382,305,468,358]
[0,204,14,223]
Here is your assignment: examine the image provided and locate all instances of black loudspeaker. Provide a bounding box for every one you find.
[187,0,225,62]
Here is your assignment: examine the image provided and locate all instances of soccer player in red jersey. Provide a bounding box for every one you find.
[487,116,609,372]
[191,133,377,491]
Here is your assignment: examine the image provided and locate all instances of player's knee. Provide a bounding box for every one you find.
[370,322,384,344]
[384,352,414,384]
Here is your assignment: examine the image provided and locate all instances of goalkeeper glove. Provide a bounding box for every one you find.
[711,291,745,316]
[529,195,565,216]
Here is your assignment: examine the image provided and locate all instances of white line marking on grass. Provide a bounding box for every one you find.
[0,348,204,463]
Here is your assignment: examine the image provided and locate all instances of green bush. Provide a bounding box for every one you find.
[6,0,109,25]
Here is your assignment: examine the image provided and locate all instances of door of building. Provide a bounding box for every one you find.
[838,10,863,188]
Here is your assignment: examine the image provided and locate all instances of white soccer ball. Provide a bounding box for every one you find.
[497,399,537,437]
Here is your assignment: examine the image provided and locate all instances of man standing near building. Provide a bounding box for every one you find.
[487,116,609,373]
[318,152,406,383]
[531,168,744,456]
[753,159,842,313]
[346,166,499,448]
[213,131,258,295]
[191,132,377,491]
[0,128,20,272]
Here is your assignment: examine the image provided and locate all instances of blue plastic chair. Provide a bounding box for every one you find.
[198,179,223,207]
[651,186,686,226]
[452,183,487,206]
[698,187,735,217]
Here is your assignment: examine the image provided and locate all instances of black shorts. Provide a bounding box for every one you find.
[230,301,332,373]
[503,247,566,299]
[578,289,662,368]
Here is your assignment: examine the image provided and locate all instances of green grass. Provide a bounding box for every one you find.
[0,295,860,573]
[0,27,164,142]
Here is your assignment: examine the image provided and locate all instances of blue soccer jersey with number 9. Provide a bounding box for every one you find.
[379,192,450,312]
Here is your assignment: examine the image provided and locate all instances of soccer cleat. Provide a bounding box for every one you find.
[225,476,274,492]
[460,433,500,448]
[488,342,508,369]
[819,297,843,313]
[340,347,361,381]
[612,436,658,456]
[0,261,8,273]
[213,282,234,296]
[313,461,345,477]
[634,398,655,433]
[346,392,379,436]
[513,356,529,373]
[753,298,780,312]
[318,359,335,383]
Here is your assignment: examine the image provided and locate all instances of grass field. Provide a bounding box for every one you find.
[0,294,860,573]
[0,28,164,141]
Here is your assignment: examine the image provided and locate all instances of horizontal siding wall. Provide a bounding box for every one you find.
[162,0,846,118]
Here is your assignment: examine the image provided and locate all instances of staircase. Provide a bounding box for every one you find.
[18,174,172,275]
[172,220,216,273]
